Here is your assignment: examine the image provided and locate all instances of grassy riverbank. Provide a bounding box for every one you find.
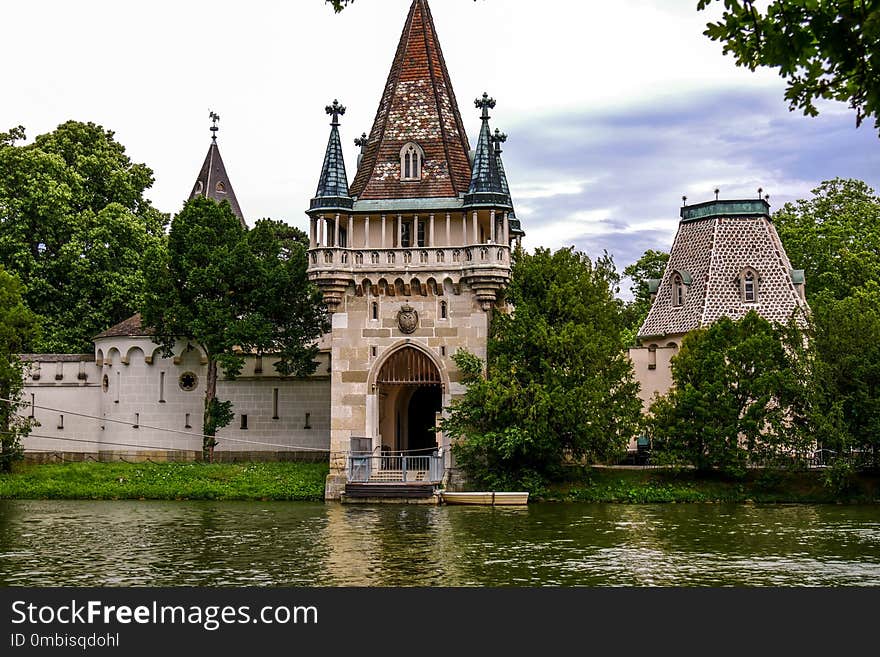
[539,467,880,504]
[2,462,878,503]
[0,461,329,501]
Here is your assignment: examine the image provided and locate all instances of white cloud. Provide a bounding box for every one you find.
[512,179,596,200]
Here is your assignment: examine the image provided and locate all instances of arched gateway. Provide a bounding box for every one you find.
[374,346,443,453]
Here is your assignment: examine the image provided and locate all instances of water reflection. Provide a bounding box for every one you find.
[0,501,878,586]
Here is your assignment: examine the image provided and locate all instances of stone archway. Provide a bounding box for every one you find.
[373,346,443,453]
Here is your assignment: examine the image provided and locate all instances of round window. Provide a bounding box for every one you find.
[102,374,109,393]
[178,372,198,392]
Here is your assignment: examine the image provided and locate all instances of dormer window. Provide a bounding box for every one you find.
[741,267,759,303]
[672,274,685,307]
[670,270,692,308]
[400,142,424,181]
[215,181,226,194]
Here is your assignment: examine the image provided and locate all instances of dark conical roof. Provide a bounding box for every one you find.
[464,94,511,208]
[311,100,353,211]
[349,0,472,200]
[190,140,246,227]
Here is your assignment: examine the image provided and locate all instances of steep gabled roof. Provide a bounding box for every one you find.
[349,0,472,200]
[190,140,246,227]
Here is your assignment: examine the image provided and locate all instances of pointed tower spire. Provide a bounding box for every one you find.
[464,93,510,208]
[354,132,368,169]
[349,0,472,200]
[492,128,509,196]
[492,127,524,238]
[189,112,246,227]
[311,100,353,211]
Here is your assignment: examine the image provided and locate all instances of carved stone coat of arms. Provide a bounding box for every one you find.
[397,304,419,334]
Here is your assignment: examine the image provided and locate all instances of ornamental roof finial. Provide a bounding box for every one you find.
[475,92,496,120]
[325,99,346,126]
[491,128,507,154]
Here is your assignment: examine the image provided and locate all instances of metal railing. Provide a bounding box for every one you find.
[347,452,444,484]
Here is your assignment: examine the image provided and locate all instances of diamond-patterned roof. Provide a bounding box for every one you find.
[349,0,472,200]
[639,201,809,339]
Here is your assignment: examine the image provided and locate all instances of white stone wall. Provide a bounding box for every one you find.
[21,337,332,459]
[22,359,102,454]
[217,378,331,453]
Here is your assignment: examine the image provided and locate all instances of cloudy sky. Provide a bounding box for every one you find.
[4,0,879,296]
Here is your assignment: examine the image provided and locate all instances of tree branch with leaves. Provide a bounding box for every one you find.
[698,1,880,136]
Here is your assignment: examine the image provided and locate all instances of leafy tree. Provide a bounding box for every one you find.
[773,178,880,301]
[622,249,669,339]
[647,312,808,476]
[0,121,167,352]
[0,268,40,473]
[697,1,880,135]
[624,249,669,309]
[142,197,328,461]
[808,283,880,469]
[442,247,642,489]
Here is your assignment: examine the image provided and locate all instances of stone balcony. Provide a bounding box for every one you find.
[307,245,511,311]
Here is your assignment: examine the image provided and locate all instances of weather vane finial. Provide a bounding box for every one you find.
[325,99,346,126]
[209,110,220,142]
[475,92,496,120]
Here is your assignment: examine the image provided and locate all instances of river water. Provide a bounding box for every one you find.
[0,501,878,586]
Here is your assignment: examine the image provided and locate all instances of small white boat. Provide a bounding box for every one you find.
[441,491,529,506]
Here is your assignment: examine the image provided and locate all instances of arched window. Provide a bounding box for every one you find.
[672,274,685,307]
[400,142,424,181]
[741,268,758,303]
[440,300,448,320]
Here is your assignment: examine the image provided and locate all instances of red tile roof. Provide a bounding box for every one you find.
[349,0,472,200]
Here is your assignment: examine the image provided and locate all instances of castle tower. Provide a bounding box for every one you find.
[308,0,521,499]
[631,197,808,408]
[189,112,246,227]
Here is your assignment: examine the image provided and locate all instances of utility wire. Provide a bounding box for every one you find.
[0,397,330,453]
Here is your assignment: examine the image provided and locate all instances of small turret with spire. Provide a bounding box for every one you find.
[189,111,246,227]
[310,99,353,211]
[491,127,524,240]
[464,93,511,208]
